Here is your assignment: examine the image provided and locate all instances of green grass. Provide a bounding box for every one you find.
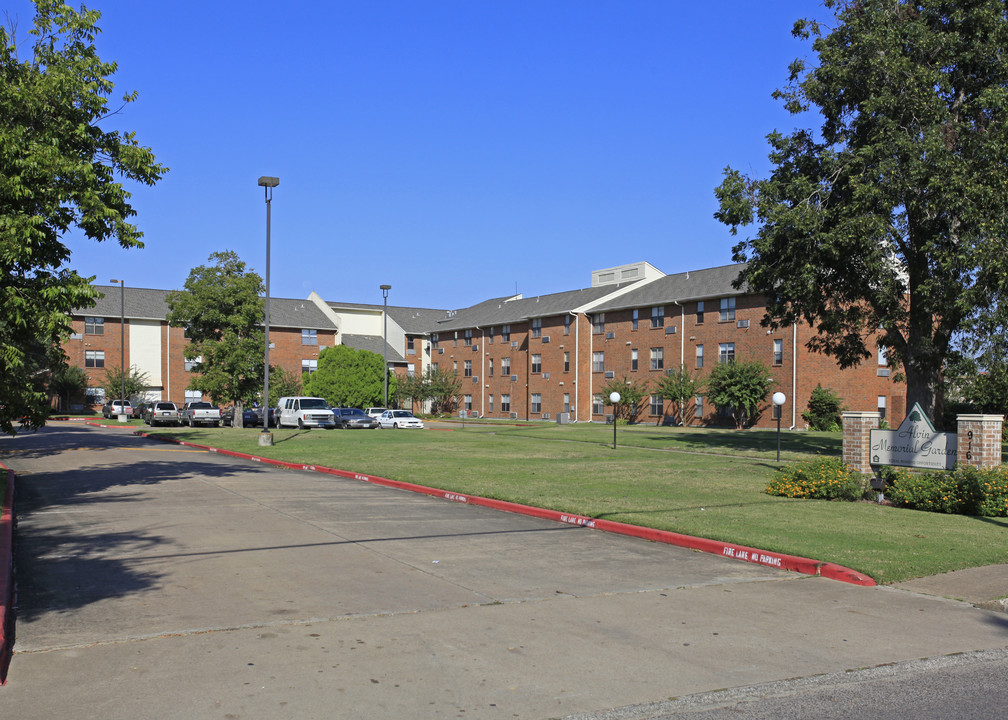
[139,421,1008,585]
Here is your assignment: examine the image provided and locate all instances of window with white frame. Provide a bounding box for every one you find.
[878,345,888,365]
[651,306,664,328]
[632,309,639,330]
[302,328,318,345]
[531,393,541,413]
[501,357,511,376]
[501,394,511,412]
[650,347,664,370]
[464,394,472,411]
[593,313,605,334]
[531,318,542,338]
[563,352,570,372]
[720,297,736,322]
[85,316,104,335]
[407,337,415,354]
[650,394,663,416]
[564,315,571,335]
[464,360,472,377]
[772,402,782,421]
[431,333,439,349]
[773,338,783,365]
[184,355,202,372]
[85,350,105,368]
[631,348,638,371]
[302,359,317,375]
[696,301,704,324]
[696,395,704,419]
[488,358,494,376]
[502,325,511,342]
[563,393,570,413]
[86,387,105,404]
[488,394,494,413]
[185,389,202,402]
[878,395,887,420]
[531,354,541,373]
[407,363,415,377]
[696,344,704,368]
[453,360,458,374]
[593,395,604,415]
[719,342,735,364]
[464,328,473,344]
[593,351,604,372]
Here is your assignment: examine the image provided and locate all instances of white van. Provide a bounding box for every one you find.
[277,396,336,429]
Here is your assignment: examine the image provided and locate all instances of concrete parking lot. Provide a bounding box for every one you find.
[1,423,1006,719]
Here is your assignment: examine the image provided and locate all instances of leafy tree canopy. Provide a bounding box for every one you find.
[0,0,165,434]
[598,376,649,423]
[101,364,150,403]
[802,383,845,431]
[706,360,774,429]
[654,367,707,426]
[166,251,264,413]
[303,344,394,409]
[714,0,1008,426]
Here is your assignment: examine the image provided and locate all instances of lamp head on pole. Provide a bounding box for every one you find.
[380,284,391,299]
[257,176,279,188]
[609,391,621,404]
[772,392,786,407]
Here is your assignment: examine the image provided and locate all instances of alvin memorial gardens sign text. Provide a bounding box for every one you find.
[870,403,957,470]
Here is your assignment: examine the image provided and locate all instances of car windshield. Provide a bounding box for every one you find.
[300,399,329,409]
[344,409,366,416]
[393,411,412,417]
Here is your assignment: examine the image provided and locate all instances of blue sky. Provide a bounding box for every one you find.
[10,1,831,310]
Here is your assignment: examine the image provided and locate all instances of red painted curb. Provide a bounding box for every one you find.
[1,465,15,685]
[136,431,876,586]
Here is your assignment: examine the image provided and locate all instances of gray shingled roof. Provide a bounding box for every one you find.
[341,334,406,363]
[85,286,337,330]
[433,282,642,332]
[589,263,749,313]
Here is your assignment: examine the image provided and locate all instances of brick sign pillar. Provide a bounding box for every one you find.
[842,411,881,474]
[956,414,1004,470]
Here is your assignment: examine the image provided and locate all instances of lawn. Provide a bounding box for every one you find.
[139,420,1008,585]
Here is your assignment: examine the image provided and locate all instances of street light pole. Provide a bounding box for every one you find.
[609,391,621,449]
[110,279,125,420]
[772,392,787,463]
[258,176,279,446]
[381,284,391,408]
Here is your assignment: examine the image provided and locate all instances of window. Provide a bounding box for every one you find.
[464,329,473,344]
[302,328,318,345]
[531,354,541,374]
[563,352,570,372]
[431,333,439,350]
[593,351,605,373]
[772,402,782,421]
[85,316,104,335]
[696,395,704,419]
[632,309,639,330]
[531,393,542,413]
[878,395,887,420]
[719,342,735,364]
[593,395,604,415]
[651,306,664,328]
[85,387,105,404]
[407,337,415,354]
[488,358,494,376]
[453,361,458,374]
[432,362,439,372]
[302,359,318,375]
[650,394,663,416]
[593,313,605,334]
[185,389,202,402]
[184,355,202,372]
[650,347,664,371]
[878,346,888,366]
[531,318,542,338]
[488,327,495,344]
[453,332,458,347]
[564,315,571,335]
[696,344,704,369]
[502,325,511,342]
[464,360,472,377]
[720,297,736,322]
[488,395,494,413]
[631,348,638,371]
[563,394,570,413]
[464,394,472,411]
[501,394,511,412]
[696,301,704,324]
[773,339,783,366]
[407,363,415,378]
[85,350,105,368]
[501,357,511,376]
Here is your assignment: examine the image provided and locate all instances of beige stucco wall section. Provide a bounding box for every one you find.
[130,320,162,385]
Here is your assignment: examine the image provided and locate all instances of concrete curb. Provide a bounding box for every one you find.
[137,431,876,587]
[1,465,15,685]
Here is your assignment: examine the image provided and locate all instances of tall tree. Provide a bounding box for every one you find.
[302,344,391,409]
[0,1,166,434]
[166,251,264,426]
[100,365,150,404]
[714,0,1008,426]
[599,376,648,424]
[49,362,87,412]
[654,367,707,426]
[706,360,774,429]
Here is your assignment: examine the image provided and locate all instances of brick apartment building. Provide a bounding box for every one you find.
[62,262,905,428]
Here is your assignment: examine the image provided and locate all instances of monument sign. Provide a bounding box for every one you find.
[870,403,957,470]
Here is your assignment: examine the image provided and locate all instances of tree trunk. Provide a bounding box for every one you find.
[235,400,244,429]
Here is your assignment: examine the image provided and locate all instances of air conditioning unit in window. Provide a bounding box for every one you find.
[510,412,518,419]
[472,345,479,351]
[665,326,676,335]
[472,376,479,383]
[511,341,518,348]
[542,336,550,343]
[605,332,615,339]
[511,375,518,382]
[542,413,550,420]
[605,371,615,379]
[737,319,750,329]
[543,372,550,379]
[438,348,444,354]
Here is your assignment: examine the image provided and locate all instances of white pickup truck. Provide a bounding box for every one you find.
[179,401,221,427]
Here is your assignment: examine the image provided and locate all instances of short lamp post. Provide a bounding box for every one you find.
[772,392,787,462]
[610,391,621,449]
[110,278,126,421]
[258,175,279,447]
[381,284,391,408]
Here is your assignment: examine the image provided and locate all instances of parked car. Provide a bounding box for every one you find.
[221,406,259,427]
[277,396,336,429]
[365,407,387,419]
[332,407,380,429]
[378,409,425,429]
[179,401,222,427]
[146,402,180,427]
[133,402,152,422]
[254,406,278,428]
[101,399,132,418]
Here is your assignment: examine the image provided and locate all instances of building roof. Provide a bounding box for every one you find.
[326,301,449,335]
[588,263,749,313]
[85,286,338,330]
[341,334,406,364]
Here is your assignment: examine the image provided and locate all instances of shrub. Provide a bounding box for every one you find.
[883,465,1008,517]
[802,383,844,431]
[766,457,866,501]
